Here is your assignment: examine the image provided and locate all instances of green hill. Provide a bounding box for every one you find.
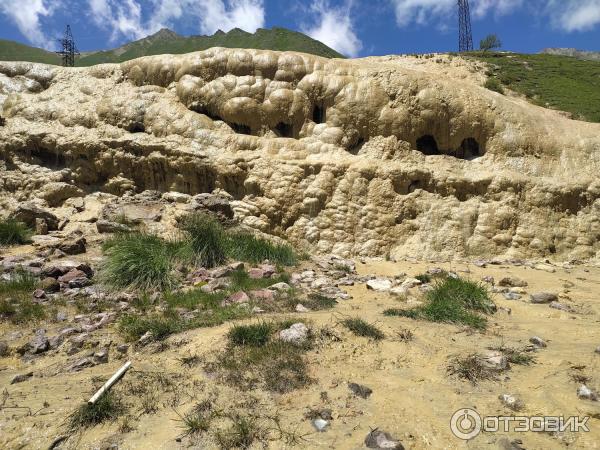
[469,52,600,123]
[0,39,60,64]
[0,27,344,68]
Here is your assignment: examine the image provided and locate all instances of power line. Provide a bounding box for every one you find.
[458,0,473,52]
[56,25,80,67]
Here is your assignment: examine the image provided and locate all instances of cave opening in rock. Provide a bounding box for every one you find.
[274,122,294,138]
[30,146,67,169]
[456,138,481,159]
[313,105,325,124]
[230,123,252,135]
[408,180,421,193]
[128,123,145,133]
[416,135,440,155]
[0,116,5,126]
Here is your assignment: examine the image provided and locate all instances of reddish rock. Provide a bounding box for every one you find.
[249,289,275,301]
[58,269,88,284]
[248,268,266,279]
[222,291,250,306]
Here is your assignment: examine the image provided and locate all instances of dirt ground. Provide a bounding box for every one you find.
[1,258,599,450]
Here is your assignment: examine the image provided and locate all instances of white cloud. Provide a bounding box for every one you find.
[389,0,600,33]
[88,0,265,42]
[302,1,363,57]
[545,0,600,32]
[0,0,59,48]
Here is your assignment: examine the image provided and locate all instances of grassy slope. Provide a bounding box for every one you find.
[469,52,600,122]
[77,27,344,66]
[0,39,60,65]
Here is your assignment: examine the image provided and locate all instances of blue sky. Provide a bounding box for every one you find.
[0,1,599,57]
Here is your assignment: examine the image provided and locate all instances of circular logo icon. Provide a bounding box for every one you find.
[450,408,482,440]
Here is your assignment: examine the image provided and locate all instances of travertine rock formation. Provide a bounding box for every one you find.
[1,49,599,260]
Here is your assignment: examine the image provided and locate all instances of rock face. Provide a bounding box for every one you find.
[1,50,600,260]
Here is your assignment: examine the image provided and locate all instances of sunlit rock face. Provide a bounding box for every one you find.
[1,48,599,261]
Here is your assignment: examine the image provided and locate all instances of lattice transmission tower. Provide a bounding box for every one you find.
[56,25,79,67]
[458,0,473,52]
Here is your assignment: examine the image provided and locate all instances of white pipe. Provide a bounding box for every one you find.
[88,361,132,404]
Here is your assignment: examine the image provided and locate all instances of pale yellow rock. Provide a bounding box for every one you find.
[1,49,599,261]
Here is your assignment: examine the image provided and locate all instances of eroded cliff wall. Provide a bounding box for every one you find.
[1,49,599,260]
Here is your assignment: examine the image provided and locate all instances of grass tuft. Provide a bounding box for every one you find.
[386,277,495,330]
[341,318,385,340]
[178,213,227,268]
[225,231,297,266]
[228,322,273,347]
[100,232,179,291]
[216,415,265,449]
[484,77,505,94]
[0,270,44,324]
[447,354,499,384]
[0,218,32,246]
[69,392,125,430]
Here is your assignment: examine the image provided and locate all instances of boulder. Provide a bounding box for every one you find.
[366,278,393,292]
[498,277,528,287]
[10,203,59,230]
[529,336,547,348]
[40,277,60,293]
[478,351,509,371]
[192,192,233,219]
[279,322,309,345]
[96,219,130,234]
[39,182,84,207]
[222,291,250,306]
[58,237,86,255]
[530,292,558,304]
[10,372,33,384]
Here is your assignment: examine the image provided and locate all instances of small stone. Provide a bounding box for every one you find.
[228,262,244,271]
[41,277,60,293]
[577,385,598,401]
[530,292,558,304]
[248,268,266,279]
[364,429,404,449]
[478,351,509,371]
[222,291,250,306]
[498,277,528,287]
[549,301,575,313]
[389,286,409,297]
[366,278,393,292]
[312,418,329,432]
[93,350,109,364]
[481,275,495,285]
[69,277,92,288]
[529,336,547,348]
[55,312,68,322]
[0,341,10,357]
[138,331,153,346]
[348,382,373,399]
[11,372,33,384]
[259,264,276,277]
[269,282,291,291]
[401,278,422,289]
[595,346,600,355]
[29,331,50,354]
[58,237,86,255]
[33,289,47,299]
[499,393,524,411]
[210,267,232,278]
[116,344,129,354]
[279,323,309,345]
[96,220,131,234]
[503,292,521,300]
[35,218,48,235]
[248,289,275,301]
[295,304,310,312]
[58,269,88,284]
[68,357,94,372]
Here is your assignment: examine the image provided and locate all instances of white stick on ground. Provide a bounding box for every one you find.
[88,361,132,404]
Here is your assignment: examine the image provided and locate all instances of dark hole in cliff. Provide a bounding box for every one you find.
[230,123,252,135]
[274,122,294,138]
[128,123,145,133]
[29,146,67,169]
[313,105,325,124]
[348,138,365,155]
[456,138,481,159]
[0,116,5,126]
[190,104,223,122]
[416,135,440,155]
[408,180,421,193]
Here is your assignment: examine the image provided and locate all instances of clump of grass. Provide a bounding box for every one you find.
[0,269,38,295]
[386,277,495,330]
[101,232,179,291]
[216,415,266,449]
[225,231,297,266]
[178,213,227,268]
[118,314,181,342]
[484,77,505,94]
[395,328,414,342]
[68,392,125,430]
[0,270,44,324]
[447,354,499,384]
[0,218,32,246]
[228,322,273,347]
[211,326,313,393]
[177,409,213,437]
[415,273,431,284]
[229,269,290,292]
[341,318,385,340]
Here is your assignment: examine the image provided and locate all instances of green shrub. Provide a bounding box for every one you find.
[179,213,227,268]
[484,77,504,94]
[386,277,495,329]
[225,231,297,266]
[118,314,181,341]
[0,218,32,246]
[341,318,385,340]
[0,269,37,295]
[100,232,178,291]
[228,322,273,347]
